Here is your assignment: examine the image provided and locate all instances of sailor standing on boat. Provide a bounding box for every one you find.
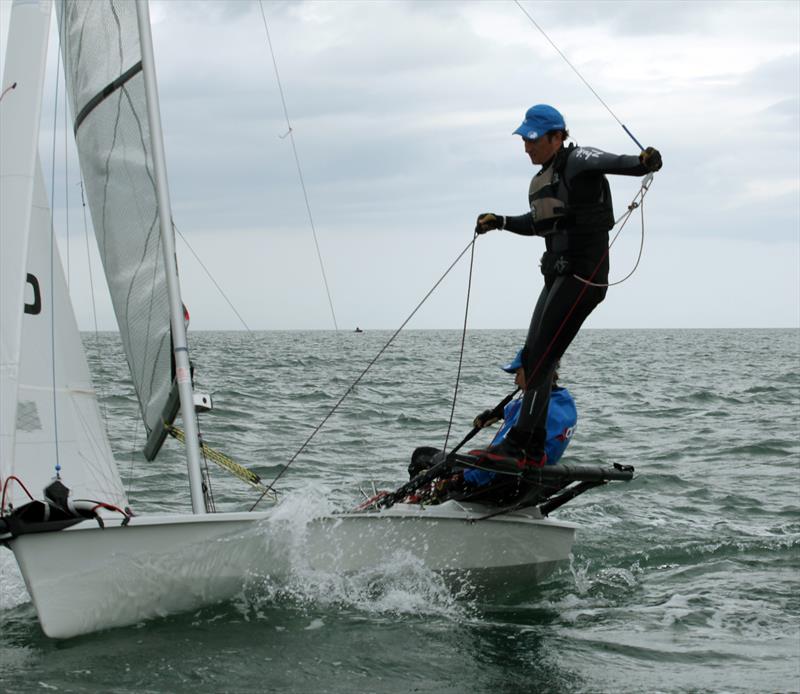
[470,104,661,468]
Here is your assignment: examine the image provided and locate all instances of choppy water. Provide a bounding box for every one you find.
[1,329,798,693]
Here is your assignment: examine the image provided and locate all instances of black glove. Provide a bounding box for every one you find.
[473,408,500,429]
[639,147,662,172]
[475,213,505,235]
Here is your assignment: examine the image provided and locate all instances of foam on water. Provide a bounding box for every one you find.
[235,485,467,620]
[0,550,28,610]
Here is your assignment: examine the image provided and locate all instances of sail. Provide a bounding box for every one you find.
[7,160,128,510]
[55,0,174,453]
[0,0,52,503]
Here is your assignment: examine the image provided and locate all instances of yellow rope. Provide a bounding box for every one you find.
[169,427,277,502]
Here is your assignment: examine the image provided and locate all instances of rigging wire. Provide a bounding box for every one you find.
[442,232,478,452]
[250,237,478,511]
[47,18,63,477]
[513,0,646,151]
[174,223,253,333]
[257,0,340,332]
[63,72,70,283]
[78,182,108,422]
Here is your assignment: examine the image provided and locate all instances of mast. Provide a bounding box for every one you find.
[134,0,206,514]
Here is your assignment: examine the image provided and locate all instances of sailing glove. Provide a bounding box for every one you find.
[639,147,663,172]
[473,409,501,429]
[475,213,505,234]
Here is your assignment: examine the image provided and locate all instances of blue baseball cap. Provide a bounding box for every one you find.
[501,348,524,373]
[512,104,566,140]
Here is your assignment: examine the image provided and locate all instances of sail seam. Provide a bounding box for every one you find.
[73,60,143,134]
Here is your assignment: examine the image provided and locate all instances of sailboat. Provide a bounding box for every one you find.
[0,0,633,639]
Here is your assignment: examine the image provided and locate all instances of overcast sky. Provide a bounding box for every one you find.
[2,0,799,330]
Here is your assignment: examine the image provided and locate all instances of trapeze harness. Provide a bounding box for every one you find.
[529,144,615,278]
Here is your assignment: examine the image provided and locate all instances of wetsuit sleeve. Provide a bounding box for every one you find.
[565,147,648,180]
[502,212,537,236]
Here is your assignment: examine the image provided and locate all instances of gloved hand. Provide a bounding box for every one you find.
[475,213,505,235]
[473,408,501,429]
[639,147,662,172]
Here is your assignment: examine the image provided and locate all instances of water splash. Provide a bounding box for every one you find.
[0,551,28,611]
[235,485,468,620]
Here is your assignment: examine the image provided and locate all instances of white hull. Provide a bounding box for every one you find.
[7,502,576,638]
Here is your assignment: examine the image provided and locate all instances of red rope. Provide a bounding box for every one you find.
[521,177,653,391]
[522,237,613,392]
[1,475,35,514]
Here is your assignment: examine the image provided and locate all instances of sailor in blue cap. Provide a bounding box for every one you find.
[470,104,661,468]
[464,350,577,487]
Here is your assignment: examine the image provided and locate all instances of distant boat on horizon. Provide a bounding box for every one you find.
[354,326,364,333]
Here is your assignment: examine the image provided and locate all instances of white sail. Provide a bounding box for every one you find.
[55,0,174,454]
[8,160,128,510]
[0,0,52,504]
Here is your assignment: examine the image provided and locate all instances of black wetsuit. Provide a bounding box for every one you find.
[502,145,649,459]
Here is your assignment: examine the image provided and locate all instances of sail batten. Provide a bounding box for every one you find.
[57,0,174,451]
[73,60,143,133]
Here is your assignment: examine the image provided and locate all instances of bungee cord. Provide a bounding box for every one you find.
[250,237,478,511]
[574,173,653,288]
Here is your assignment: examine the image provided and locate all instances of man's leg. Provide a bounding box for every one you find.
[473,275,605,465]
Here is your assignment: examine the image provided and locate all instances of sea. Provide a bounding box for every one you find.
[1,328,798,694]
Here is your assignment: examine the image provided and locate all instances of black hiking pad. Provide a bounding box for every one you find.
[451,453,635,482]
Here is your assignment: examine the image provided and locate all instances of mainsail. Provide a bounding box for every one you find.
[56,0,175,457]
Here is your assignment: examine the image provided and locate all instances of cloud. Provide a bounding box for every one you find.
[5,0,797,330]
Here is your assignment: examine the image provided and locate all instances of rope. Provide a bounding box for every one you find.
[170,426,277,499]
[250,237,477,511]
[519,207,633,400]
[574,173,653,287]
[513,0,645,151]
[257,0,339,332]
[443,232,478,451]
